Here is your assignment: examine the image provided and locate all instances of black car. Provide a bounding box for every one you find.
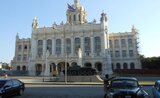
[104,77,148,98]
[152,80,160,98]
[0,78,25,98]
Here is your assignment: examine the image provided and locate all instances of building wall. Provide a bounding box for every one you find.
[11,35,31,71]
[109,27,141,70]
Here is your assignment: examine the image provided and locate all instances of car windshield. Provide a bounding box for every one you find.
[0,80,6,88]
[111,79,138,89]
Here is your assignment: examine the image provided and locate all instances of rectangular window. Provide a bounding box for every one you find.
[129,50,134,57]
[17,54,21,61]
[122,50,127,57]
[23,54,27,61]
[24,45,27,50]
[109,40,112,48]
[115,51,120,57]
[128,39,133,47]
[114,40,120,48]
[121,39,126,48]
[110,51,113,57]
[18,45,22,51]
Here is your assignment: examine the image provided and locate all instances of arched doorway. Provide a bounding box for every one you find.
[71,62,78,67]
[35,64,42,76]
[95,62,102,74]
[50,63,58,76]
[84,62,92,68]
[123,63,128,69]
[17,66,21,71]
[116,63,121,69]
[57,62,69,75]
[22,66,26,71]
[130,62,135,69]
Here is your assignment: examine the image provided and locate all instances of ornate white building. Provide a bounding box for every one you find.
[11,0,141,77]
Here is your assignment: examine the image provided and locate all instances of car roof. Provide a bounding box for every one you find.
[112,77,138,81]
[0,78,17,81]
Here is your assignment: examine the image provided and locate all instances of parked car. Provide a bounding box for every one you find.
[152,80,160,98]
[0,78,25,98]
[104,77,149,98]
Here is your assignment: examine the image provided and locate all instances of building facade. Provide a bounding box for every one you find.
[11,0,141,77]
[109,26,141,70]
[11,34,31,71]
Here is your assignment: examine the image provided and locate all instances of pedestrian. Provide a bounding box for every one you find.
[4,72,8,78]
[103,74,115,92]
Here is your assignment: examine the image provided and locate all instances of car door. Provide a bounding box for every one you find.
[153,82,160,98]
[12,79,21,95]
[2,80,13,97]
[156,83,160,98]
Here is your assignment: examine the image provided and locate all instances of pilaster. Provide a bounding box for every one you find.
[52,38,55,55]
[42,39,46,59]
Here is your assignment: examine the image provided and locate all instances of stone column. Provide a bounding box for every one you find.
[80,36,84,56]
[62,38,64,57]
[52,38,55,55]
[44,50,50,76]
[71,37,74,56]
[20,41,23,62]
[43,39,46,59]
[31,37,37,59]
[91,36,94,57]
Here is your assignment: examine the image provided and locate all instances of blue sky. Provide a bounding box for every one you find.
[0,0,160,63]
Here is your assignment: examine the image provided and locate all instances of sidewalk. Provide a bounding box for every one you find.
[5,76,156,86]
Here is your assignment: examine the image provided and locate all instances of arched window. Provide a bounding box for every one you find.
[94,36,101,56]
[116,63,121,69]
[75,38,81,54]
[37,40,43,57]
[66,38,71,54]
[47,39,52,54]
[56,39,61,55]
[123,63,128,69]
[84,37,91,56]
[130,63,135,69]
[17,66,21,71]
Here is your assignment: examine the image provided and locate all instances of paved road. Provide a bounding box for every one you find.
[14,84,154,98]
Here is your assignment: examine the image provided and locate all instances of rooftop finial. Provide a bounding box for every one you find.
[74,0,79,7]
[32,16,39,29]
[132,25,136,32]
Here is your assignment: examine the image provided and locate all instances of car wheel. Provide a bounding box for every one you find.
[18,89,24,96]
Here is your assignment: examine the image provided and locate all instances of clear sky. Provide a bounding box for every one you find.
[0,0,160,63]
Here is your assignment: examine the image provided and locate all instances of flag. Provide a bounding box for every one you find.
[67,3,75,12]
